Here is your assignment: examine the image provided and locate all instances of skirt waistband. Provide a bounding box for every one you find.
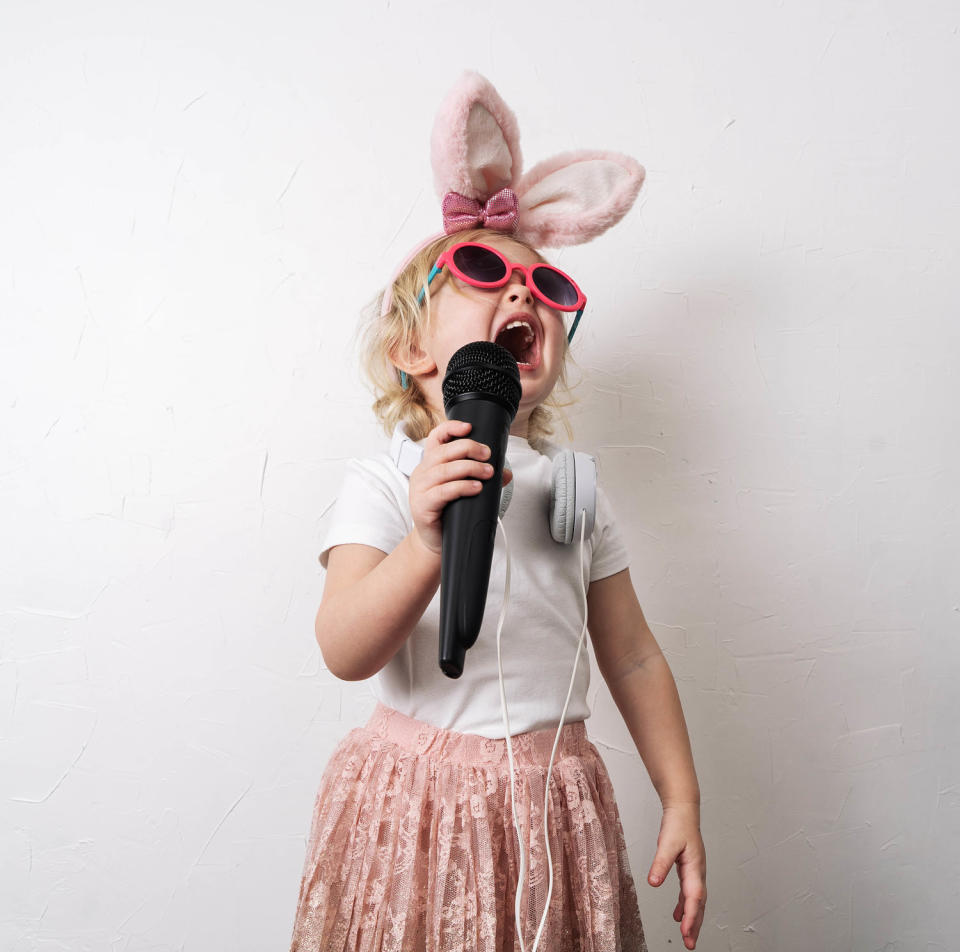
[363,702,594,768]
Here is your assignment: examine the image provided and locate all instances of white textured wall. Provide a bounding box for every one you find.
[2,1,958,949]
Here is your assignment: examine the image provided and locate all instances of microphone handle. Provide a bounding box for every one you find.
[439,397,513,678]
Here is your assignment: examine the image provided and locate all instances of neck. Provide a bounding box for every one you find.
[509,407,534,440]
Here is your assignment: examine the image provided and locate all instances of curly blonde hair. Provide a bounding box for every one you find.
[356,228,581,451]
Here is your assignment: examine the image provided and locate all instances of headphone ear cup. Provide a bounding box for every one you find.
[550,451,577,544]
[573,452,598,542]
[551,450,598,544]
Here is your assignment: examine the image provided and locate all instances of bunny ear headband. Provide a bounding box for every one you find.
[380,69,646,318]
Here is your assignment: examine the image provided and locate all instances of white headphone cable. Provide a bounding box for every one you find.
[495,510,590,952]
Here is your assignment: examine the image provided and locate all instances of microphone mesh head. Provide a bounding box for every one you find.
[442,342,522,415]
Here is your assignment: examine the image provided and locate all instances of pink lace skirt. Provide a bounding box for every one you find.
[289,703,647,952]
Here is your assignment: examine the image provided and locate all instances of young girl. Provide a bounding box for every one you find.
[290,73,706,952]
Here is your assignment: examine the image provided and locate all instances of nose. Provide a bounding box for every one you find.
[502,267,534,306]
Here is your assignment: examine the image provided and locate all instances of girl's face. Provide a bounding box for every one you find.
[409,235,569,437]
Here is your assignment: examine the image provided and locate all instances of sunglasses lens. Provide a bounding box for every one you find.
[532,265,579,308]
[451,245,507,284]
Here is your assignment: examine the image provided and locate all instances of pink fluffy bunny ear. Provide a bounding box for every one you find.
[514,150,646,248]
[428,71,643,245]
[430,70,523,201]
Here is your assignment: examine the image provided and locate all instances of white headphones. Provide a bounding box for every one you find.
[390,422,598,951]
[389,423,598,543]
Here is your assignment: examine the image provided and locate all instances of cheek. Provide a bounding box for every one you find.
[544,316,568,357]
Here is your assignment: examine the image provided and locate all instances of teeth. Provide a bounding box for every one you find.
[502,320,535,341]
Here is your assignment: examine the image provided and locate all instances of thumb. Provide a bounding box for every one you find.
[501,467,513,487]
[648,851,674,887]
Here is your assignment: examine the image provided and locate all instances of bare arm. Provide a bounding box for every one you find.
[587,567,707,949]
[316,419,510,681]
[586,567,700,808]
[315,535,440,680]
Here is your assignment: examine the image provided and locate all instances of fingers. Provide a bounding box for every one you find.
[420,421,500,490]
[417,422,511,502]
[677,882,706,949]
[423,418,473,448]
[424,420,489,459]
[424,421,490,463]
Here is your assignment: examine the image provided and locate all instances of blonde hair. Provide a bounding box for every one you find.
[357,228,581,451]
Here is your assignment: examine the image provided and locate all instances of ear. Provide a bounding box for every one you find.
[389,339,436,379]
[430,70,523,200]
[513,150,645,247]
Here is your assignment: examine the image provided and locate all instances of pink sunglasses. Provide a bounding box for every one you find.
[418,242,586,344]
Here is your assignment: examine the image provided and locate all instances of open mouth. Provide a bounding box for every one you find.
[493,320,541,370]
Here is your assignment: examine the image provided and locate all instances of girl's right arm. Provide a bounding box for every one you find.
[315,419,509,681]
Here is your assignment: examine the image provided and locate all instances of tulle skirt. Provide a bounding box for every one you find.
[289,703,647,952]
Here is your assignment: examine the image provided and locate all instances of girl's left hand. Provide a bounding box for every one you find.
[646,803,707,949]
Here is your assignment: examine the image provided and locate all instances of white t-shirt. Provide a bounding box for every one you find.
[318,432,631,737]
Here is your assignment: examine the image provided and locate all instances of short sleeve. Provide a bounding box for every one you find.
[318,457,411,570]
[589,484,631,582]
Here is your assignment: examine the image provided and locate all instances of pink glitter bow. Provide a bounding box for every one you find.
[441,187,519,235]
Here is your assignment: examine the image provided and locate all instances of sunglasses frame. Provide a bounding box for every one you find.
[417,241,587,345]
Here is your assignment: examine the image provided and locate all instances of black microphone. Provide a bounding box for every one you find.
[439,341,521,679]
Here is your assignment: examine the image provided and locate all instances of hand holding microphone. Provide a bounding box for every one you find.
[408,418,513,559]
